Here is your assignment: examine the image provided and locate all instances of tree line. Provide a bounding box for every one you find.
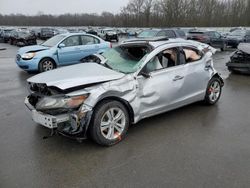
[0,0,250,27]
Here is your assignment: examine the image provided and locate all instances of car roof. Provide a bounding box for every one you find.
[149,38,192,48]
[60,32,98,37]
[141,29,161,32]
[122,37,190,48]
[102,28,115,31]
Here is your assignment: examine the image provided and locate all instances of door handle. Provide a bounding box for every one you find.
[74,47,81,50]
[173,75,184,81]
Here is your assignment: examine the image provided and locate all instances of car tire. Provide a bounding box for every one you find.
[204,77,222,105]
[89,100,130,146]
[38,58,55,73]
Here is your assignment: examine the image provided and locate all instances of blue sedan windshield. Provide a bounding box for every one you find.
[42,35,66,47]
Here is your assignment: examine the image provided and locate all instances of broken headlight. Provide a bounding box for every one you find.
[36,95,89,111]
[21,52,36,60]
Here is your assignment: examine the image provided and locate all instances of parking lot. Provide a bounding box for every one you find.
[0,42,250,187]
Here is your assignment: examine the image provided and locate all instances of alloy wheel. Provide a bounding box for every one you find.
[208,81,221,102]
[100,108,126,140]
[42,60,54,71]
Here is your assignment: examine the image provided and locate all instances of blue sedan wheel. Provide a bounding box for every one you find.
[39,58,55,72]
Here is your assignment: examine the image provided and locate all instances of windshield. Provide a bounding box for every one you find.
[137,30,158,38]
[102,46,149,74]
[42,35,65,47]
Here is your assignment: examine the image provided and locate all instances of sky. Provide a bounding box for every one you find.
[0,0,130,15]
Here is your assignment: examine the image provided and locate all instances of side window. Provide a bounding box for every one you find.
[144,48,179,73]
[207,32,213,37]
[214,32,221,38]
[157,31,167,37]
[183,47,202,63]
[61,36,80,47]
[81,35,99,45]
[165,30,176,38]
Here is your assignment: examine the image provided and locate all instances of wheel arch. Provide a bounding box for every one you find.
[92,96,135,124]
[212,73,224,87]
[39,57,57,68]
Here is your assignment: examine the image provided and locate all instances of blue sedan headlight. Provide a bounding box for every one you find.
[21,52,36,60]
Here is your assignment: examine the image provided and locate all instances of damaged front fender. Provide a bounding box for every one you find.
[57,104,93,139]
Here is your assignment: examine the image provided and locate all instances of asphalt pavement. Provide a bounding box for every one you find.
[0,42,250,188]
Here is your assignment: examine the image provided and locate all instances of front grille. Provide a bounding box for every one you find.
[16,54,21,61]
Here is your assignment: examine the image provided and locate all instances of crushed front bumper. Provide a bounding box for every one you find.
[226,62,250,74]
[24,97,93,139]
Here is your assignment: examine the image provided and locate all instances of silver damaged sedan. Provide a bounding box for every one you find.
[25,37,224,146]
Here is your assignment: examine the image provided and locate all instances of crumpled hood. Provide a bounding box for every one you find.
[27,63,125,90]
[17,45,49,55]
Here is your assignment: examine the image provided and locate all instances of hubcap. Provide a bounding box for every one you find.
[209,81,221,102]
[42,60,54,71]
[100,108,126,140]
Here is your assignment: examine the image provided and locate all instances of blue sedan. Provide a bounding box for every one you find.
[16,33,111,72]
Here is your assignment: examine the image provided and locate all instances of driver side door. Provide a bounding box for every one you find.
[57,35,82,65]
[136,47,188,118]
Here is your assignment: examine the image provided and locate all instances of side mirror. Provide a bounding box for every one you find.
[58,43,65,48]
[140,72,151,79]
